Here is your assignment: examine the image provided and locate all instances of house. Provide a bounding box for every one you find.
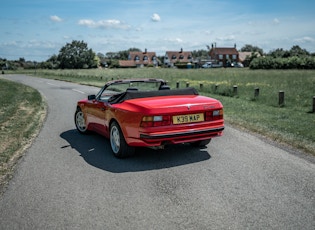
[164,48,193,67]
[238,51,261,67]
[209,44,239,67]
[119,49,158,68]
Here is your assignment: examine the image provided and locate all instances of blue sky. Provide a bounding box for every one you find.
[1,0,315,61]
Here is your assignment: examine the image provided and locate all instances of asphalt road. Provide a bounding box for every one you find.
[0,74,314,230]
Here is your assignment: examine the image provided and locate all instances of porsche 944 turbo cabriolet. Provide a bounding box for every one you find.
[75,78,224,158]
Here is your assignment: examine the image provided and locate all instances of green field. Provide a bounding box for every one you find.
[5,68,315,155]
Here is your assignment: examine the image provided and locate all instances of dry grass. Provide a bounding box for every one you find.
[0,78,46,193]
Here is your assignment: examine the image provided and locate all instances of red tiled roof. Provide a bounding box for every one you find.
[210,47,238,55]
[165,50,192,63]
[119,60,136,67]
[129,51,156,58]
[119,50,158,67]
[129,51,157,64]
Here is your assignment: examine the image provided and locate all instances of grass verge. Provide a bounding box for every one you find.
[0,78,46,193]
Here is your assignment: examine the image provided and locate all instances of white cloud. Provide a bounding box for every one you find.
[78,19,94,27]
[50,15,63,22]
[151,13,161,22]
[294,36,314,43]
[78,19,131,29]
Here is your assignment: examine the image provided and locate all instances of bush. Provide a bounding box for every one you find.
[250,56,315,69]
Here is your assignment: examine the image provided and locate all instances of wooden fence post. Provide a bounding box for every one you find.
[254,88,260,98]
[186,82,190,88]
[215,84,219,92]
[200,83,203,90]
[312,96,315,113]
[233,85,238,95]
[279,91,285,106]
[176,81,180,88]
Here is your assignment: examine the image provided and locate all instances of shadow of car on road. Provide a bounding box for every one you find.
[60,129,211,173]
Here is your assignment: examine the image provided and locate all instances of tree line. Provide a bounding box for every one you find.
[243,44,315,69]
[1,40,315,70]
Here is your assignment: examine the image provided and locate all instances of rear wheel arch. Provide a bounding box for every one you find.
[109,120,135,158]
[108,118,117,129]
[108,118,119,134]
[109,118,128,140]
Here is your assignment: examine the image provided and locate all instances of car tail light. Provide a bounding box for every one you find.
[205,109,223,121]
[141,115,171,127]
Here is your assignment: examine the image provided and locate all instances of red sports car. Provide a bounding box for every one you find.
[75,79,224,158]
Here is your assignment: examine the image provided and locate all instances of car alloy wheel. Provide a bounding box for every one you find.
[75,108,88,133]
[110,124,120,154]
[110,121,135,158]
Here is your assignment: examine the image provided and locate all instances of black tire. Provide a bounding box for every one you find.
[74,107,88,134]
[110,121,135,158]
[190,139,211,147]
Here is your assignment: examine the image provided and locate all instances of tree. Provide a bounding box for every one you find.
[240,44,264,56]
[268,46,310,58]
[46,54,59,69]
[268,48,290,58]
[289,45,309,57]
[106,52,120,59]
[118,48,142,60]
[192,49,209,59]
[57,40,96,69]
[96,52,105,59]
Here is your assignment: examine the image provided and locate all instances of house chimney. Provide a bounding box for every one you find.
[180,48,183,53]
[234,43,236,48]
[144,48,147,53]
[211,43,213,49]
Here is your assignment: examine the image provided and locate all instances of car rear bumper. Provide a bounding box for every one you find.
[127,126,224,147]
[140,126,224,140]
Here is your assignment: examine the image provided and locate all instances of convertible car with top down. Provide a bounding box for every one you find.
[75,79,224,158]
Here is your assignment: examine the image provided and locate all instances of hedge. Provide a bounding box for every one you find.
[249,56,315,69]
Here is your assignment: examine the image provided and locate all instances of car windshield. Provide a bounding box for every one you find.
[106,81,161,92]
[97,80,165,101]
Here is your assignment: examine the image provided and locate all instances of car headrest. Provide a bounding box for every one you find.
[126,87,138,91]
[159,85,170,90]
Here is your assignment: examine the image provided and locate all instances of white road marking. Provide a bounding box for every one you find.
[46,81,85,94]
[47,82,59,86]
[72,89,85,94]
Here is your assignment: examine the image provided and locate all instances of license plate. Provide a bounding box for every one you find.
[173,113,204,124]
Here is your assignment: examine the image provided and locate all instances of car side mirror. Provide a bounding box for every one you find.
[88,94,96,100]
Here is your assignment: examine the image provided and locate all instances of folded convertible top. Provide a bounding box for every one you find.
[108,87,199,104]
